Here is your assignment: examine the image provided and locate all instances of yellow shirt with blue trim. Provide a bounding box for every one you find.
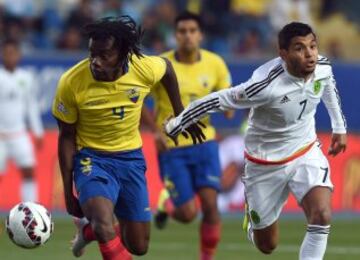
[152,49,232,148]
[52,55,166,151]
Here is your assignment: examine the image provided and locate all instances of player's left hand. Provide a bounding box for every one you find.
[328,133,347,156]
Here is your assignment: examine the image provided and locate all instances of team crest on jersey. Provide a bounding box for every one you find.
[127,88,140,103]
[199,75,209,88]
[313,80,322,95]
[57,102,68,114]
[250,210,261,224]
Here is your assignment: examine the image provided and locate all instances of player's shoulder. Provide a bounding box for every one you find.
[130,54,166,68]
[251,57,284,82]
[60,59,89,84]
[159,50,175,60]
[200,49,226,64]
[315,54,333,78]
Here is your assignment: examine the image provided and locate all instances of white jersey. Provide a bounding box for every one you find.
[165,55,346,161]
[0,67,43,137]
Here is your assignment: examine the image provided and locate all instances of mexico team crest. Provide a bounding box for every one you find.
[313,80,321,95]
[127,88,140,103]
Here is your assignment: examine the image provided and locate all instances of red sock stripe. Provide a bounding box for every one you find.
[99,236,132,260]
[200,222,221,259]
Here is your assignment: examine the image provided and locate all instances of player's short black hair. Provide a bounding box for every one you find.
[175,11,203,31]
[83,16,143,62]
[278,22,316,50]
[2,38,20,49]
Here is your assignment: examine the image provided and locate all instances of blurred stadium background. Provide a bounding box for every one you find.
[0,0,359,259]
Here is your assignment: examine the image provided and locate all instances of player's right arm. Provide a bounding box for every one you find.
[56,120,83,218]
[164,69,271,138]
[52,75,83,217]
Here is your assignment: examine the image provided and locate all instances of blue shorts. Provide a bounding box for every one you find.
[73,148,150,222]
[158,141,221,207]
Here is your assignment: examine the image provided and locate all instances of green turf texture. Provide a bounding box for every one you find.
[0,217,359,260]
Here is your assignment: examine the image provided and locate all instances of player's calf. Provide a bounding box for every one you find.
[253,223,279,255]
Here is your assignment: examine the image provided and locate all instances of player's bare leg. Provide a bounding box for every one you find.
[300,186,332,260]
[252,221,279,254]
[118,220,150,255]
[198,187,221,260]
[20,167,37,202]
[155,190,197,229]
[75,196,132,259]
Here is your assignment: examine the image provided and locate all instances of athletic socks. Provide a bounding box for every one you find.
[83,223,132,260]
[99,236,132,260]
[21,179,37,202]
[299,224,330,260]
[200,222,221,260]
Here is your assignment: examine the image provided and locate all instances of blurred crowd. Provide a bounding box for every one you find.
[0,0,359,60]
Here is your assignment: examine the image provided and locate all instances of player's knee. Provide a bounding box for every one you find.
[127,240,149,256]
[309,207,332,225]
[257,240,277,255]
[92,221,116,242]
[178,208,197,223]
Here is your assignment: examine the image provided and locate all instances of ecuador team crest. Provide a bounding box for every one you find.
[127,88,140,103]
[313,80,322,95]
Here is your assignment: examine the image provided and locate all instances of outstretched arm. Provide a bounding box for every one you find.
[164,81,267,138]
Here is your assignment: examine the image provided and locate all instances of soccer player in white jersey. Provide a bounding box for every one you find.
[164,22,347,259]
[0,39,44,202]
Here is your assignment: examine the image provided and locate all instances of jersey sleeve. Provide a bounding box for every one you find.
[52,75,78,124]
[141,55,167,86]
[215,57,232,91]
[321,69,347,134]
[165,70,271,137]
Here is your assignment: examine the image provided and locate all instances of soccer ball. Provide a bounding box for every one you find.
[5,202,54,248]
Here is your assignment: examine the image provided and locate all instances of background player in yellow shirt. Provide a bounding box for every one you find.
[142,12,232,260]
[52,16,204,260]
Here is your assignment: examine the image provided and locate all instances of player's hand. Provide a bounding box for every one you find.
[154,131,168,153]
[181,121,207,145]
[328,133,347,156]
[65,195,84,218]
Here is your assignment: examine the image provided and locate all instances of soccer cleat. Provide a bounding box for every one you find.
[71,217,91,257]
[154,188,170,230]
[242,203,253,243]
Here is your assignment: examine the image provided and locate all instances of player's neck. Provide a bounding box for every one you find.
[175,49,200,64]
[286,65,313,82]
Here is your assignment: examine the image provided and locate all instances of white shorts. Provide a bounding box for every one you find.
[243,143,333,230]
[0,133,35,173]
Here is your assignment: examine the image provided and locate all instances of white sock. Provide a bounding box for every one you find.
[299,224,330,260]
[21,179,37,202]
[247,222,255,246]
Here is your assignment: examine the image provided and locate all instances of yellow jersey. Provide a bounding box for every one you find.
[52,55,166,151]
[152,49,231,148]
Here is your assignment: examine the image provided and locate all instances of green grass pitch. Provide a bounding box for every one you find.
[1,216,359,260]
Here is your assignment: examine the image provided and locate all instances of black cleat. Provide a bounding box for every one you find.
[154,211,169,230]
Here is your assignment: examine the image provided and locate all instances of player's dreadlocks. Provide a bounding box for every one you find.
[83,16,143,64]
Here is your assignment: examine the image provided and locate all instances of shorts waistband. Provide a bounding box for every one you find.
[244,141,316,166]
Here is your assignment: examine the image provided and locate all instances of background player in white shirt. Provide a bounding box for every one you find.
[164,22,347,260]
[0,39,44,202]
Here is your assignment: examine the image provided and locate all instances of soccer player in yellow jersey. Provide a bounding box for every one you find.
[52,16,204,260]
[142,12,232,260]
